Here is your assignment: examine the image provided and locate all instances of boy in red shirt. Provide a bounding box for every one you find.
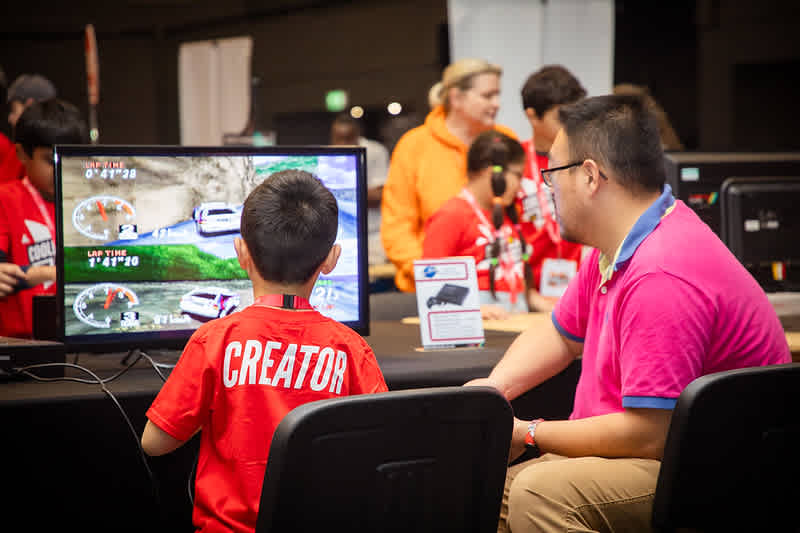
[142,169,388,533]
[0,98,87,338]
[1,73,58,185]
[516,65,587,311]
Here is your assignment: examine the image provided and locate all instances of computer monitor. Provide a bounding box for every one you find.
[664,152,800,237]
[720,176,800,292]
[54,145,369,353]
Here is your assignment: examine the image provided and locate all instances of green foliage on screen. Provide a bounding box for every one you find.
[64,245,247,283]
[254,155,318,176]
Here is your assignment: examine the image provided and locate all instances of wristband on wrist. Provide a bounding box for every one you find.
[524,418,545,457]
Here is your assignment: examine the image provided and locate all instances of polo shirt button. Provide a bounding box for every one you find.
[600,286,608,294]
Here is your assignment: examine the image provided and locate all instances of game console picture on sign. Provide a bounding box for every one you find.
[413,257,484,349]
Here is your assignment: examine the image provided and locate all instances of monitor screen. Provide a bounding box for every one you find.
[720,176,800,292]
[663,152,800,237]
[54,145,369,352]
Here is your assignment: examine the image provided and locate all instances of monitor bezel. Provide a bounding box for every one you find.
[54,144,370,354]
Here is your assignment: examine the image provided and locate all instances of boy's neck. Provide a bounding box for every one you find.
[251,278,316,304]
[532,136,550,154]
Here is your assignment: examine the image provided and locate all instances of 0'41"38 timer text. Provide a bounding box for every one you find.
[84,168,137,179]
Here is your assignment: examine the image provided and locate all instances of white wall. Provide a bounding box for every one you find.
[179,36,253,145]
[447,0,614,140]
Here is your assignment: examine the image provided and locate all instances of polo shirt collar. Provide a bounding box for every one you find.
[599,184,676,284]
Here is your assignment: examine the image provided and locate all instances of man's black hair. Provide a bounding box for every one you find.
[520,65,586,117]
[558,94,666,194]
[14,98,88,157]
[240,169,338,285]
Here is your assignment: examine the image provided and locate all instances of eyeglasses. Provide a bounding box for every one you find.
[540,161,582,187]
[540,161,610,187]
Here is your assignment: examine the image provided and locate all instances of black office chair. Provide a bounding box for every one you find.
[256,386,513,533]
[652,362,800,532]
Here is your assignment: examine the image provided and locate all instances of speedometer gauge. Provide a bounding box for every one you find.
[73,283,140,329]
[72,195,136,241]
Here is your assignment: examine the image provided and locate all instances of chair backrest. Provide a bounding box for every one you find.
[256,386,513,533]
[652,363,800,532]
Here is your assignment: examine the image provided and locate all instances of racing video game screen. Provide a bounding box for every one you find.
[54,145,369,351]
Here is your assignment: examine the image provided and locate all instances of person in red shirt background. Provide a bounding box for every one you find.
[142,169,388,533]
[516,65,588,312]
[0,98,87,338]
[423,131,531,319]
[0,72,58,185]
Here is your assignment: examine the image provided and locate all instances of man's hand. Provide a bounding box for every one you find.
[0,263,25,297]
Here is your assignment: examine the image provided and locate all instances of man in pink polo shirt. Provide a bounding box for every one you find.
[468,94,791,533]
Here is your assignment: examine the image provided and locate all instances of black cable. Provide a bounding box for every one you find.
[12,361,163,516]
[188,451,198,506]
[137,350,174,383]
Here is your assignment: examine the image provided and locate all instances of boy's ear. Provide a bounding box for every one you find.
[319,244,341,275]
[14,143,30,163]
[524,107,538,121]
[234,237,251,272]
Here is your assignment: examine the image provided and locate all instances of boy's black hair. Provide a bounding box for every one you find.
[558,93,666,195]
[14,98,88,157]
[520,65,587,117]
[240,169,338,285]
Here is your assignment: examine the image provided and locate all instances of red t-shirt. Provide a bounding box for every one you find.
[423,193,526,298]
[516,140,583,290]
[0,133,24,185]
[0,178,57,338]
[146,305,387,533]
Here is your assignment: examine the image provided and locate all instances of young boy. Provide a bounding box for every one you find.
[1,73,58,184]
[141,169,388,532]
[0,98,87,338]
[516,65,588,312]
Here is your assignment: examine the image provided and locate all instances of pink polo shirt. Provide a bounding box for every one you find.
[553,185,790,420]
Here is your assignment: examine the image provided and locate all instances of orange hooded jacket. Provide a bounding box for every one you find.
[380,105,516,292]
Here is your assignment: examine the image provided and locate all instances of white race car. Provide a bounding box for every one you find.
[179,287,241,319]
[192,202,241,235]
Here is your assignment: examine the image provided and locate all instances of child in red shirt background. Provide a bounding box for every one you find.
[141,169,388,533]
[423,131,532,319]
[1,73,59,185]
[0,98,87,338]
[516,65,588,312]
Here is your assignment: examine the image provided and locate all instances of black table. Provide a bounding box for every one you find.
[0,320,580,532]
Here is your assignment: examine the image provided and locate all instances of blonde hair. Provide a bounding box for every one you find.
[429,58,502,112]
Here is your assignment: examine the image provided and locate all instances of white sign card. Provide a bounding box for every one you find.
[413,256,484,349]
[539,258,578,298]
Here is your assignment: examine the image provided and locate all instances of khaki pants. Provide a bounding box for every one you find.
[498,454,661,533]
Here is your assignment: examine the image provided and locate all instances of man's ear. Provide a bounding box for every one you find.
[582,159,604,195]
[524,107,538,121]
[319,244,341,275]
[234,237,251,272]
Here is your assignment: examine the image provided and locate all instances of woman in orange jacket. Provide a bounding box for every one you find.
[380,58,516,292]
